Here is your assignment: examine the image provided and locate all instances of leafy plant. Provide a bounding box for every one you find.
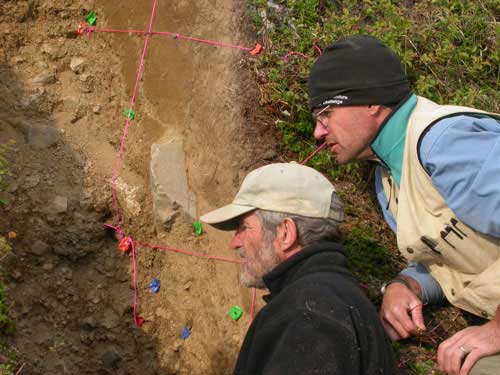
[249,0,499,177]
[0,141,15,205]
[0,283,14,336]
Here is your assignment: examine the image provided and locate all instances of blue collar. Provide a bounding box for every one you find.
[370,94,417,185]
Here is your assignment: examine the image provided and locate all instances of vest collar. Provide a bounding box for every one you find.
[371,94,417,185]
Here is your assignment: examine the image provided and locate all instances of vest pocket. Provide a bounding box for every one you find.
[432,218,493,274]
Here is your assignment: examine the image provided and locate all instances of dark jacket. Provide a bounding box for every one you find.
[234,242,396,375]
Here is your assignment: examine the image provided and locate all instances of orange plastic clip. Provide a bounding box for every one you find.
[77,21,85,36]
[249,43,263,56]
[118,236,131,253]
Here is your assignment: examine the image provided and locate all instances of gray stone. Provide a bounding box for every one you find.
[58,266,73,280]
[81,316,98,330]
[42,262,54,271]
[32,71,56,84]
[24,174,41,189]
[29,240,50,256]
[101,311,121,329]
[101,350,121,369]
[150,142,197,233]
[92,105,101,114]
[262,149,277,160]
[28,126,58,149]
[50,196,68,214]
[70,57,85,74]
[41,44,65,60]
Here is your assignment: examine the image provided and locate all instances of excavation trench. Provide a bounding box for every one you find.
[0,0,274,373]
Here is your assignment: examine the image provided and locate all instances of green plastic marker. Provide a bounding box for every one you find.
[86,11,97,26]
[193,221,203,236]
[124,109,136,120]
[229,305,243,321]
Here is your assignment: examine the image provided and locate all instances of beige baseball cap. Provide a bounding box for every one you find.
[200,162,344,229]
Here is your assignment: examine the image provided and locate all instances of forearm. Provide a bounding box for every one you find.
[399,263,445,305]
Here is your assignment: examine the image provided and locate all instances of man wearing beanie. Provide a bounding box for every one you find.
[308,35,500,375]
[201,163,396,374]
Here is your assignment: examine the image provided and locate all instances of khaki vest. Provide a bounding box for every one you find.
[381,96,500,319]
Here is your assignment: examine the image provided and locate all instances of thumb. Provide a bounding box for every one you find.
[409,303,426,331]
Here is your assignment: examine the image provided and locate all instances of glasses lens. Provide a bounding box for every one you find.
[313,106,331,123]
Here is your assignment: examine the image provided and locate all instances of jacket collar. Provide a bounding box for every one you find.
[370,94,417,185]
[262,242,348,300]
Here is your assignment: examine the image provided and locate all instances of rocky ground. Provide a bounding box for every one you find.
[0,0,277,373]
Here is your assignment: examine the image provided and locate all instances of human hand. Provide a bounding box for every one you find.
[437,320,500,375]
[380,282,426,340]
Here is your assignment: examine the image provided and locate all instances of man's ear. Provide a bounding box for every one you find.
[368,104,393,120]
[273,217,301,260]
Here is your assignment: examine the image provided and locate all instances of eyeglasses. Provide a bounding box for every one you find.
[312,105,334,127]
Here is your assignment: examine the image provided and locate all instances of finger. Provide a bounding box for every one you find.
[460,351,481,375]
[439,345,462,375]
[382,312,414,339]
[450,348,466,375]
[438,333,461,365]
[409,303,426,331]
[438,339,454,371]
[381,319,401,341]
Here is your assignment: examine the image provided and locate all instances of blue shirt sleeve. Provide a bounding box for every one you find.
[399,263,445,305]
[419,115,500,237]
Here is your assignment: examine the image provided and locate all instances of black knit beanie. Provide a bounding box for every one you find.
[308,35,412,110]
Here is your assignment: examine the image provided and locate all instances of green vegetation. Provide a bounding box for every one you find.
[249,0,499,176]
[0,141,15,338]
[0,283,14,336]
[342,226,399,302]
[0,141,14,206]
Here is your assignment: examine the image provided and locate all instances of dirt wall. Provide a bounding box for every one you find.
[0,0,276,373]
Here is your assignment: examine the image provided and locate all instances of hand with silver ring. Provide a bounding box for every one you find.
[437,320,500,375]
[458,346,469,355]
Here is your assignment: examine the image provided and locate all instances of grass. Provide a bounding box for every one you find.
[248,0,499,178]
[247,0,498,372]
[0,142,16,375]
[0,141,14,206]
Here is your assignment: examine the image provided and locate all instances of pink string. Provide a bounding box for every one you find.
[300,142,327,165]
[282,51,308,62]
[83,26,253,52]
[313,42,323,55]
[137,241,242,264]
[110,0,158,234]
[130,238,141,326]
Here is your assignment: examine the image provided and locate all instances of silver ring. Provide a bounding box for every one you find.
[458,346,469,355]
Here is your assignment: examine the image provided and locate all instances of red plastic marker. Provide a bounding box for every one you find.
[249,43,263,56]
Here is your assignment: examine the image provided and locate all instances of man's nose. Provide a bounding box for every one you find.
[231,232,242,249]
[313,121,328,140]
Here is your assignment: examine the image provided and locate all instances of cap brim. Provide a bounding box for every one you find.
[200,204,256,231]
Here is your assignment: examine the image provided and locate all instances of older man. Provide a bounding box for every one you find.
[308,35,500,375]
[200,162,395,375]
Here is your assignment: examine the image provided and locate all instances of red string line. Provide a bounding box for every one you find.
[300,142,327,165]
[130,238,141,326]
[83,25,253,52]
[110,0,158,235]
[282,51,309,62]
[313,41,323,55]
[137,241,242,264]
[104,224,241,264]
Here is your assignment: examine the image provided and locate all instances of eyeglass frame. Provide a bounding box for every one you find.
[312,105,334,129]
